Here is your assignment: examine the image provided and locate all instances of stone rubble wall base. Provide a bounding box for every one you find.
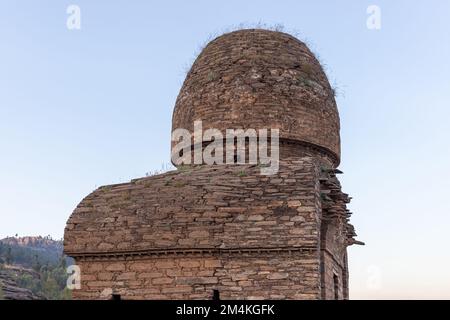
[72,253,321,300]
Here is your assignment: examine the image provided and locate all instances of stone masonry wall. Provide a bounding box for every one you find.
[65,157,329,299]
[318,170,354,299]
[64,29,361,300]
[65,157,357,299]
[65,158,322,255]
[72,252,320,300]
[320,252,345,300]
[172,29,341,166]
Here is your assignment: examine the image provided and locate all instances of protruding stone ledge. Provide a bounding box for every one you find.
[66,246,317,261]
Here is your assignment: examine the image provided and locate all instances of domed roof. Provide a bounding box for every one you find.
[172,29,341,164]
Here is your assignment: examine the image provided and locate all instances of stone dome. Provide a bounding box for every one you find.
[172,29,341,165]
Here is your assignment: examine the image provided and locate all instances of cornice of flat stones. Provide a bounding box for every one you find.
[171,138,339,167]
[279,138,339,166]
[65,246,317,261]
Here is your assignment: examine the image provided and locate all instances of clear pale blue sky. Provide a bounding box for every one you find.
[1,1,449,299]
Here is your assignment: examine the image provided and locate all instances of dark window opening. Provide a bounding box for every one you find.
[111,294,121,301]
[333,275,339,300]
[212,289,220,301]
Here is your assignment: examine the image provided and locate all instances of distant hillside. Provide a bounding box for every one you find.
[0,236,73,300]
[0,265,44,300]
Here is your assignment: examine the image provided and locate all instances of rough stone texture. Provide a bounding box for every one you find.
[0,267,45,300]
[72,253,320,300]
[64,159,359,300]
[64,29,361,300]
[65,160,321,254]
[172,29,340,166]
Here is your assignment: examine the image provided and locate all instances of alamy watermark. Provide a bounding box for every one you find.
[66,5,81,30]
[66,264,81,290]
[367,265,382,290]
[367,5,381,30]
[171,121,279,175]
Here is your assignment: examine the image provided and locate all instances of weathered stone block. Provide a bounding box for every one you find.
[106,263,125,271]
[267,273,289,280]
